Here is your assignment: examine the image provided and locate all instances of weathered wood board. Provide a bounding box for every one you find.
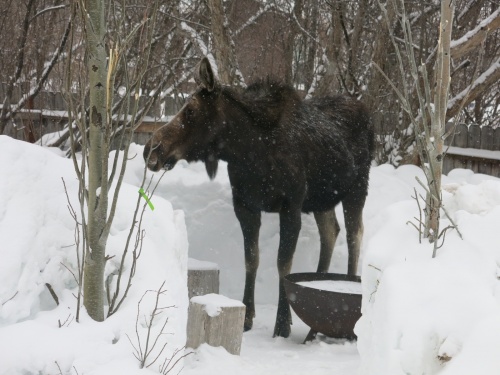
[186,294,246,355]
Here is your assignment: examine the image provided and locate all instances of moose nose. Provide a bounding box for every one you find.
[147,153,158,169]
[143,143,160,171]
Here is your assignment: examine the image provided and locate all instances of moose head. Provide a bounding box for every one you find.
[143,57,223,179]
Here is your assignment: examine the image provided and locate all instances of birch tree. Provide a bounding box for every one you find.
[80,0,109,321]
[68,0,164,321]
[375,0,456,253]
[388,2,500,165]
[426,0,454,247]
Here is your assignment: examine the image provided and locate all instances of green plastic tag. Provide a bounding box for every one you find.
[139,188,154,211]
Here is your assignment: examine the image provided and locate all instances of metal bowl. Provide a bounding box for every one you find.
[284,272,362,340]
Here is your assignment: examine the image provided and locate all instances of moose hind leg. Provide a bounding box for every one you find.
[274,207,302,338]
[342,194,367,276]
[234,202,261,331]
[313,209,340,273]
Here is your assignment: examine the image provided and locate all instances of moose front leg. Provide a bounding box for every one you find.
[233,201,261,331]
[274,207,302,338]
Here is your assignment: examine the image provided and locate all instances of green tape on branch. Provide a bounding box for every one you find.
[139,188,155,211]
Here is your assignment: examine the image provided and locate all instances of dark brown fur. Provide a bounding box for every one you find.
[144,58,374,338]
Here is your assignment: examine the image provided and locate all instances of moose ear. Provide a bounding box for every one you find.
[195,57,216,92]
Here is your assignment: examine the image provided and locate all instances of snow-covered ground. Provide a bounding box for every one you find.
[1,136,500,374]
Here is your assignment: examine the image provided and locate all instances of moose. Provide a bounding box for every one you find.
[144,57,374,338]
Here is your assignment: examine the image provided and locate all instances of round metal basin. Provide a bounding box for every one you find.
[284,272,362,340]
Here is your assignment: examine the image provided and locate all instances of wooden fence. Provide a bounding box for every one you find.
[1,85,499,178]
[0,82,180,144]
[443,123,500,178]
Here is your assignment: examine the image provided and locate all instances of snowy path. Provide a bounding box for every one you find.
[183,304,360,375]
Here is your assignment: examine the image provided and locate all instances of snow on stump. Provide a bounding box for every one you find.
[186,294,246,355]
[187,258,220,299]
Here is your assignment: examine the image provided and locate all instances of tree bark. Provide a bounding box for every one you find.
[83,0,109,322]
[206,0,243,86]
[283,0,303,85]
[425,0,454,245]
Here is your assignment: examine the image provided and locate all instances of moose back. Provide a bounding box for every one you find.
[144,57,374,338]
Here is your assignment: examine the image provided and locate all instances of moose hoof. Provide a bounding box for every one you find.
[244,318,253,332]
[273,322,291,338]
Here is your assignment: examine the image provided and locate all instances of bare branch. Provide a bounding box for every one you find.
[45,283,60,306]
[1,291,19,306]
[447,57,500,120]
[30,5,68,22]
[451,8,500,59]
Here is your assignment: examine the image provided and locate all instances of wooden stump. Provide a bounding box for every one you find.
[187,258,220,299]
[186,294,246,355]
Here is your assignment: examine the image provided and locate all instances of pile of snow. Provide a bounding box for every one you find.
[0,136,188,375]
[190,294,245,317]
[2,137,500,375]
[356,166,500,375]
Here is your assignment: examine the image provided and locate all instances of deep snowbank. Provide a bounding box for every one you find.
[0,136,189,375]
[356,167,500,375]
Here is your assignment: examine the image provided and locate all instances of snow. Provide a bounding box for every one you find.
[446,145,500,161]
[0,136,189,375]
[297,280,362,295]
[190,294,245,317]
[1,137,500,375]
[188,258,219,271]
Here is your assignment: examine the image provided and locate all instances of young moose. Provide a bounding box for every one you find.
[144,57,374,338]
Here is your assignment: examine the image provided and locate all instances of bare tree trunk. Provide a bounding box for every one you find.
[303,2,319,91]
[425,0,454,246]
[206,0,244,86]
[82,0,109,322]
[283,0,303,85]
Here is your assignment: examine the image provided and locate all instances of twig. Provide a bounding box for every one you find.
[61,177,84,321]
[160,347,193,375]
[107,170,167,317]
[127,282,183,371]
[54,361,63,375]
[142,281,167,368]
[436,225,456,250]
[58,313,74,328]
[412,187,422,243]
[368,264,382,272]
[1,291,19,306]
[45,283,59,306]
[60,262,79,286]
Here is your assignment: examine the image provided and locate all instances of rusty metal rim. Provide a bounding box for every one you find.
[285,272,361,286]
